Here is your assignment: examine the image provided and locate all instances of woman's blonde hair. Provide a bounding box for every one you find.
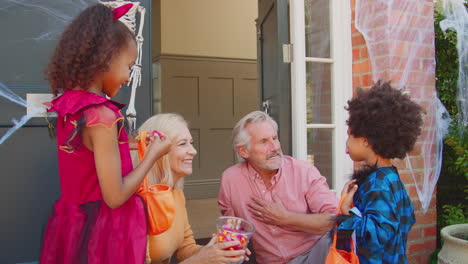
[131,113,189,189]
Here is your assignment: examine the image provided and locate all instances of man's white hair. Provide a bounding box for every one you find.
[232,111,278,162]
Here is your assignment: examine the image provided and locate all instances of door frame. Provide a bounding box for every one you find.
[289,0,353,193]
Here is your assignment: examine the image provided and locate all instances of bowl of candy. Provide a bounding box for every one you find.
[216,216,256,264]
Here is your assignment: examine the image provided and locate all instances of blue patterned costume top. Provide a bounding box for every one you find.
[338,166,415,264]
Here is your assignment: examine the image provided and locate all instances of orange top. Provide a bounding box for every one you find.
[148,189,202,264]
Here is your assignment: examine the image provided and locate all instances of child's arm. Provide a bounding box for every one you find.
[84,122,171,209]
[338,184,399,261]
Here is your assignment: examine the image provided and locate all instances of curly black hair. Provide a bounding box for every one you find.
[346,81,424,159]
[46,4,135,96]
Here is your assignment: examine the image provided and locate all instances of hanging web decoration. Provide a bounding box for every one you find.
[0,0,96,145]
[439,0,468,135]
[0,83,45,144]
[0,0,146,144]
[354,0,459,213]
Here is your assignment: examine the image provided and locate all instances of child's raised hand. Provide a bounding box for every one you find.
[144,130,172,162]
[340,179,358,215]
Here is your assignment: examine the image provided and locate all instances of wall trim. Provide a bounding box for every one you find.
[153,54,257,64]
[184,179,221,186]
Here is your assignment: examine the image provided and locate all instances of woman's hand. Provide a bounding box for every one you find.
[183,235,249,264]
[340,179,358,215]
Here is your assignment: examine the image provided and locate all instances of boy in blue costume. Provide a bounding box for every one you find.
[338,81,424,263]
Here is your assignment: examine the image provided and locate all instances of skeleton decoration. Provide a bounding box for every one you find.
[101,0,146,136]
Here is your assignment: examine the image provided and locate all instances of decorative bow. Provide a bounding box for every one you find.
[112,3,133,21]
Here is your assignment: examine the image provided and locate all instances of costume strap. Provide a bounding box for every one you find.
[137,131,149,190]
[112,3,133,21]
[332,192,356,252]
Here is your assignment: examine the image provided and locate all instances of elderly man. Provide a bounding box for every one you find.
[218,111,338,264]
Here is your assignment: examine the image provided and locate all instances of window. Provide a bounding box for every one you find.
[289,0,353,193]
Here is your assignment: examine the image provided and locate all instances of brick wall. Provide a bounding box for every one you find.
[350,0,438,263]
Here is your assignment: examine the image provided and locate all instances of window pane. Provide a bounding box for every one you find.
[305,0,331,58]
[307,128,334,187]
[306,63,332,124]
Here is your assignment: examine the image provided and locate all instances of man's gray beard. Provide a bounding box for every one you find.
[259,154,284,170]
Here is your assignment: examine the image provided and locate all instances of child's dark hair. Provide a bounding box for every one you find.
[346,81,424,159]
[46,4,135,96]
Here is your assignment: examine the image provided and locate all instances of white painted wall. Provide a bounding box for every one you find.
[158,0,257,59]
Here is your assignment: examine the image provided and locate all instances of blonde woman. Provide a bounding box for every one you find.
[133,113,249,264]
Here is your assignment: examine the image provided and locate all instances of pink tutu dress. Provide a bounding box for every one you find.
[40,90,147,264]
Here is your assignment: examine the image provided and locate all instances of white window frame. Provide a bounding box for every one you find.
[289,0,353,193]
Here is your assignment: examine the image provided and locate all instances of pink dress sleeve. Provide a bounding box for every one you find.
[82,104,124,128]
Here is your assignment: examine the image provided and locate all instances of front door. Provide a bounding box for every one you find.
[159,57,258,199]
[0,1,153,262]
[257,0,292,155]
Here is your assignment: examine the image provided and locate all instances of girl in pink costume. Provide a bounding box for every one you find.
[40,4,171,264]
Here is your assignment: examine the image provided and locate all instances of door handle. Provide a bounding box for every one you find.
[262,100,271,115]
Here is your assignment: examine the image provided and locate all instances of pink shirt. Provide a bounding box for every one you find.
[218,156,338,264]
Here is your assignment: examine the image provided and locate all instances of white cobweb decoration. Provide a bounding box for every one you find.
[439,0,468,134]
[355,0,458,213]
[0,83,46,144]
[0,0,146,144]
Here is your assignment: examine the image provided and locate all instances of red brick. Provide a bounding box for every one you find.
[399,172,413,184]
[422,4,433,16]
[404,86,423,99]
[406,156,425,170]
[408,227,422,241]
[413,198,424,212]
[414,16,433,29]
[415,210,437,225]
[429,195,436,208]
[423,225,437,238]
[369,42,389,56]
[408,239,436,254]
[425,239,437,250]
[408,142,422,156]
[420,58,436,71]
[351,22,358,34]
[414,44,434,57]
[422,85,437,99]
[393,0,419,12]
[389,41,407,56]
[352,75,361,88]
[408,71,435,86]
[353,60,372,74]
[360,47,369,59]
[420,251,433,264]
[408,254,421,264]
[408,242,426,254]
[407,184,420,198]
[352,34,366,46]
[389,11,405,25]
[353,48,360,61]
[362,74,374,87]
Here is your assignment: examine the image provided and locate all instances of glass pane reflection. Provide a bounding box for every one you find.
[306,63,332,124]
[307,128,334,188]
[305,0,331,58]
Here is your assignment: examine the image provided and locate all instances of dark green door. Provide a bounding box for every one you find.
[257,0,291,155]
[0,1,152,263]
